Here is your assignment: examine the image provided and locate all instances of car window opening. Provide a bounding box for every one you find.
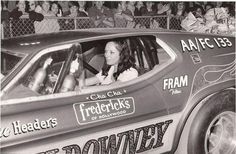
[1,36,171,100]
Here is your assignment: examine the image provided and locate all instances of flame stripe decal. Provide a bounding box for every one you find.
[190,60,236,98]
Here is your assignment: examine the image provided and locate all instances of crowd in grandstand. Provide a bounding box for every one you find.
[1,1,235,38]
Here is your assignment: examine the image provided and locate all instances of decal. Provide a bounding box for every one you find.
[88,89,127,101]
[181,37,232,52]
[190,53,202,64]
[74,97,134,125]
[189,60,236,98]
[38,120,173,154]
[0,118,57,138]
[163,75,188,95]
[0,128,11,138]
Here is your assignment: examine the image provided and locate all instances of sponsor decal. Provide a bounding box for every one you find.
[163,75,188,95]
[88,89,126,101]
[190,53,202,64]
[0,118,57,138]
[38,120,173,154]
[181,37,232,52]
[74,97,135,125]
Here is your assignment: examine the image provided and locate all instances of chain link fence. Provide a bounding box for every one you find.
[1,15,183,39]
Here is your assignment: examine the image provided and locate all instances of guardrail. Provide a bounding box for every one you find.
[1,15,183,39]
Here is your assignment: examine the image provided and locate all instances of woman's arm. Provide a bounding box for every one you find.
[84,76,100,86]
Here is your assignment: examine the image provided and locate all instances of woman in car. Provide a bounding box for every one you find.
[83,40,138,86]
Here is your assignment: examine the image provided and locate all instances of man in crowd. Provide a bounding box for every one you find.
[88,1,114,28]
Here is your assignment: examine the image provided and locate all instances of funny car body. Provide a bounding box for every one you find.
[1,28,235,154]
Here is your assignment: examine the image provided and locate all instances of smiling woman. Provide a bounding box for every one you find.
[83,40,138,86]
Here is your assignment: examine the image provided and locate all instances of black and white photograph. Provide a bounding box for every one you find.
[1,0,235,154]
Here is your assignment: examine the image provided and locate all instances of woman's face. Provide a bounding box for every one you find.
[146,2,153,9]
[157,3,163,10]
[136,1,143,9]
[121,1,127,11]
[224,7,229,14]
[177,3,184,10]
[104,42,120,66]
[51,3,58,15]
[42,1,50,12]
[78,1,85,8]
[196,8,203,15]
[29,1,36,11]
[17,1,26,12]
[70,5,78,14]
[95,1,104,10]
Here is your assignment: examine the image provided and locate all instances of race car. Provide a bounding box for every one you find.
[1,28,235,154]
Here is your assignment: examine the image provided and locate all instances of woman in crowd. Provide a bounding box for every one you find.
[82,40,138,86]
[34,0,60,34]
[134,1,144,16]
[170,2,187,30]
[50,2,63,17]
[67,1,80,17]
[1,0,10,38]
[78,1,88,17]
[193,4,205,19]
[10,0,44,36]
[88,1,114,28]
[113,1,134,28]
[140,1,156,28]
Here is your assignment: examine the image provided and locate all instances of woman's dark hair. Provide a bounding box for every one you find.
[102,40,136,80]
[50,1,63,15]
[173,2,186,16]
[193,4,205,16]
[68,1,79,8]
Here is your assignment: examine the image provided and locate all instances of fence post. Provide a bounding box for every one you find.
[1,24,4,39]
[74,18,77,30]
[167,15,170,30]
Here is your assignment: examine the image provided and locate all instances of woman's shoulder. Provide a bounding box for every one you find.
[118,67,138,82]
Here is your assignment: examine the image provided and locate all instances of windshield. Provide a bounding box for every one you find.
[1,51,25,78]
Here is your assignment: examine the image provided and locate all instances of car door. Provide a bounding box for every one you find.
[1,35,178,154]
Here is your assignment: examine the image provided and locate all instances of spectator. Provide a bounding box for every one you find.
[127,1,135,16]
[67,1,80,17]
[204,3,214,13]
[88,1,114,28]
[221,3,233,17]
[78,1,88,17]
[141,1,156,28]
[34,0,60,34]
[216,2,223,8]
[156,2,170,15]
[58,1,69,14]
[170,2,187,30]
[174,2,187,20]
[1,1,10,23]
[50,1,63,17]
[155,2,171,28]
[9,0,35,36]
[27,1,44,33]
[141,1,156,16]
[10,0,28,20]
[134,1,144,16]
[61,1,79,30]
[1,0,10,38]
[193,4,205,18]
[78,1,91,29]
[28,1,44,21]
[113,1,134,28]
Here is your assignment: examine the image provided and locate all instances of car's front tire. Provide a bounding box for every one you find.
[188,90,236,154]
